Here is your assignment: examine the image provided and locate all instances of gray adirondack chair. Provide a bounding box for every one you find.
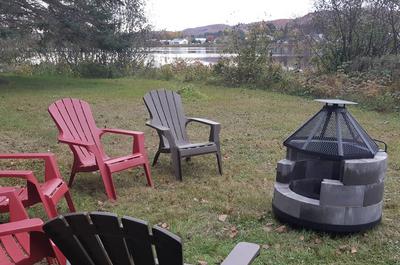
[43,212,260,265]
[143,89,222,180]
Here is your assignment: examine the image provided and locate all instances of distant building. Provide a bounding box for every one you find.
[160,40,170,45]
[170,38,189,45]
[194,37,207,44]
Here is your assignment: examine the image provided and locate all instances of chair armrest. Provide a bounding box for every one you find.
[100,128,144,137]
[221,242,260,265]
[0,153,54,160]
[145,121,176,147]
[186,117,220,126]
[0,170,37,182]
[100,129,146,154]
[0,218,43,237]
[186,117,221,143]
[0,153,64,182]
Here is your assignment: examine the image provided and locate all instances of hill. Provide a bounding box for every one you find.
[180,14,314,37]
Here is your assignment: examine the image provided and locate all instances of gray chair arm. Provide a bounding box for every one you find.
[186,117,221,142]
[145,121,177,147]
[186,117,220,126]
[221,242,260,265]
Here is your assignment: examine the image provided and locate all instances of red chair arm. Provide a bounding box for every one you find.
[0,153,63,182]
[0,170,37,182]
[0,153,55,159]
[100,128,146,155]
[0,218,43,237]
[100,128,144,137]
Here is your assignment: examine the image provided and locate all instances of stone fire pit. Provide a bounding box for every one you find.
[272,99,388,233]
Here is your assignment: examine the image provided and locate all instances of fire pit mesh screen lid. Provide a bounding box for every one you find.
[284,100,379,159]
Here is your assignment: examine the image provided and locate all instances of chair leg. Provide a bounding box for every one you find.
[64,191,76,212]
[44,199,59,219]
[152,150,161,166]
[171,150,182,181]
[99,167,117,201]
[216,151,223,175]
[143,162,154,187]
[68,161,78,187]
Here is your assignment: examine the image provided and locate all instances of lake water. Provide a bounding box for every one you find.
[150,46,310,69]
[150,46,229,66]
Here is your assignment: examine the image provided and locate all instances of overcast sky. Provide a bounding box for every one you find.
[145,0,314,31]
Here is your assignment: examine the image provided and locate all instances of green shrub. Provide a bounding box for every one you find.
[75,63,110,78]
[177,84,208,101]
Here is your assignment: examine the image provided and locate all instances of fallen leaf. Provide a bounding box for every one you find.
[262,244,270,250]
[158,222,170,230]
[263,226,272,232]
[218,214,228,222]
[351,246,357,254]
[274,225,287,233]
[229,226,238,238]
[197,260,208,265]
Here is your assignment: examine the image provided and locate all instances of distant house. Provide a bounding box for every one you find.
[160,39,170,45]
[170,38,189,45]
[194,37,207,44]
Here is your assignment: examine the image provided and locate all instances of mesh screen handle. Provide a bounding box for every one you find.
[373,139,388,152]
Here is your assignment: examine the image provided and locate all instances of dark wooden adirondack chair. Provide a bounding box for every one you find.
[43,212,260,265]
[143,89,222,180]
[48,98,153,201]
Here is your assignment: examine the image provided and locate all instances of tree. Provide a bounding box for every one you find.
[313,0,400,71]
[0,0,150,76]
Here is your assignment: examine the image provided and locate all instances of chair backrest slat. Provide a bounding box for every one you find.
[48,98,104,161]
[121,216,156,265]
[64,213,112,265]
[144,90,188,144]
[44,212,184,265]
[89,213,133,265]
[43,217,95,265]
[152,226,183,265]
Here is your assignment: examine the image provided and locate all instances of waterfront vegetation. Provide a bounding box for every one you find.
[0,75,399,264]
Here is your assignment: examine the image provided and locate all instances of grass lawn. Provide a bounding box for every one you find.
[0,75,399,265]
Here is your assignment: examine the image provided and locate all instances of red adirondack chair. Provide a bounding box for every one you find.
[0,153,75,219]
[48,98,153,201]
[0,189,66,265]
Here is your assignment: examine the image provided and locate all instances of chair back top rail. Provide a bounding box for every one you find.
[43,212,183,265]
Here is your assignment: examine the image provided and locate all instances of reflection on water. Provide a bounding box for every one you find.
[150,46,229,66]
[150,46,310,69]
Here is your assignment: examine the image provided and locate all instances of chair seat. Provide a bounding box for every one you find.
[0,234,27,264]
[104,153,145,173]
[178,142,218,157]
[41,178,67,197]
